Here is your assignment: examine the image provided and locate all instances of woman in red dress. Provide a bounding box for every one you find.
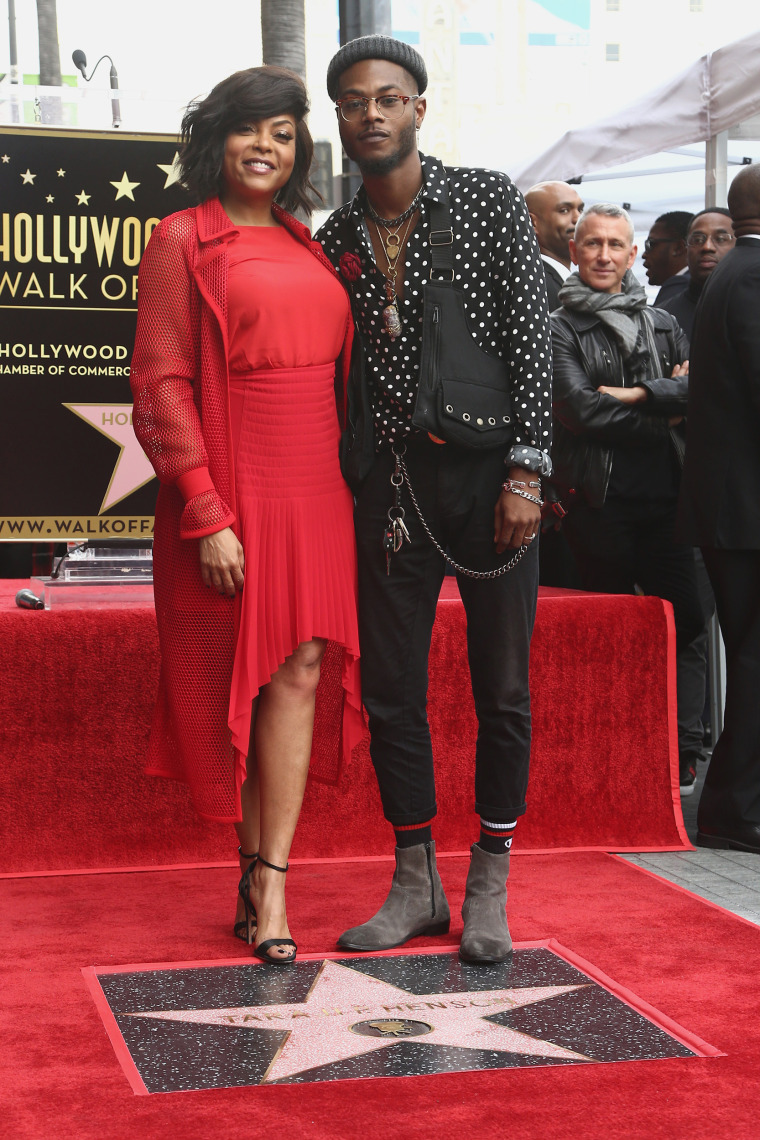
[131,68,362,965]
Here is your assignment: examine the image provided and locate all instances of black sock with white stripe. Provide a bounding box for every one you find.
[478,818,516,854]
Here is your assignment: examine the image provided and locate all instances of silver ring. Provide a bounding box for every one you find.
[523,533,536,543]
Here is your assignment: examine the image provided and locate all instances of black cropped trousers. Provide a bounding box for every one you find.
[353,435,539,828]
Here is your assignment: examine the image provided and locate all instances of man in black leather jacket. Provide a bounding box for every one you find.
[550,203,707,794]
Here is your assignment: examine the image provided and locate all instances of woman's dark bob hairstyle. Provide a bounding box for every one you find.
[179,66,320,215]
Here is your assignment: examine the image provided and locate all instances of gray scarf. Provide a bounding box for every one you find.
[558,269,656,368]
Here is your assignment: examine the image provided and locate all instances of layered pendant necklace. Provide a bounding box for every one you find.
[373,213,416,340]
[366,187,423,341]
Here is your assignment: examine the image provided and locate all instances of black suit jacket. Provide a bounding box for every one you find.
[653,271,690,308]
[541,259,565,312]
[680,237,760,548]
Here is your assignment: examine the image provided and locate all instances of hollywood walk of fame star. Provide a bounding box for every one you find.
[76,190,91,205]
[131,959,590,1084]
[157,152,182,189]
[110,171,140,201]
[63,403,156,512]
[21,168,36,184]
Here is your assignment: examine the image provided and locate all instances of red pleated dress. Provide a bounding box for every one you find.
[225,224,362,779]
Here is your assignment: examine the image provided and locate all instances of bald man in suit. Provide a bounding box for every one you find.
[525,181,584,311]
[680,164,760,853]
[525,181,585,588]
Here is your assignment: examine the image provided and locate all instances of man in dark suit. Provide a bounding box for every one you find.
[525,180,585,588]
[644,211,692,306]
[525,181,584,311]
[681,164,760,853]
[659,208,735,342]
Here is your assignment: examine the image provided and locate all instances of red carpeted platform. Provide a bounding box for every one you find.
[2,851,757,1139]
[0,577,688,873]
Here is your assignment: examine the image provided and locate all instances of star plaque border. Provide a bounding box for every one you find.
[83,939,722,1094]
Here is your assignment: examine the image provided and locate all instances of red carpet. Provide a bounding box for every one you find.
[2,852,757,1139]
[0,580,687,873]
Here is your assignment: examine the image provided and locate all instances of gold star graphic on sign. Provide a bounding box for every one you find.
[157,152,182,189]
[63,404,156,512]
[76,190,91,205]
[46,195,54,203]
[110,171,140,201]
[1,155,10,163]
[20,169,36,184]
[57,168,66,177]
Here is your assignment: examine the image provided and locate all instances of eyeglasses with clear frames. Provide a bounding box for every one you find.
[335,94,419,122]
[686,231,735,247]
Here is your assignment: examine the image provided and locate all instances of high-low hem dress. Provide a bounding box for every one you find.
[225,224,362,796]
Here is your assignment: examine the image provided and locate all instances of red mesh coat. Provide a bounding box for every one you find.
[131,198,356,822]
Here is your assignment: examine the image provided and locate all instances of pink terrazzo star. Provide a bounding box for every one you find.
[132,959,590,1082]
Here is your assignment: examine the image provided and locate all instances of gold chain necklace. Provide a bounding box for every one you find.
[372,211,416,341]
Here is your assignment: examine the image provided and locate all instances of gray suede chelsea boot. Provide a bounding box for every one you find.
[338,840,450,951]
[458,843,513,963]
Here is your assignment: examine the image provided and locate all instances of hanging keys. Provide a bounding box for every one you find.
[384,443,410,574]
[391,510,410,552]
[383,522,395,576]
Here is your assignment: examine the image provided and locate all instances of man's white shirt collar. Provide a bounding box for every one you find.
[541,253,573,281]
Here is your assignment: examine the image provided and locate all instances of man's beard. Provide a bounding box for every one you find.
[348,117,418,177]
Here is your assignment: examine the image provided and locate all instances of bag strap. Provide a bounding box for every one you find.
[428,195,454,282]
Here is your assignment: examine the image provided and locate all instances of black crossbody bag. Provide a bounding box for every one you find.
[411,196,515,449]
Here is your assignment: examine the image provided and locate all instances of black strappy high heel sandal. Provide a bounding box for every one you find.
[251,855,297,965]
[235,848,258,943]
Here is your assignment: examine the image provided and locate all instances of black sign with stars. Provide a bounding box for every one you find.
[85,947,716,1093]
[0,126,190,541]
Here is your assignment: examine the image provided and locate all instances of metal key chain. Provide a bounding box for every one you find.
[383,448,412,574]
[392,444,528,579]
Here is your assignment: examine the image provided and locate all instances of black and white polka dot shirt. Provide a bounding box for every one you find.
[316,153,552,471]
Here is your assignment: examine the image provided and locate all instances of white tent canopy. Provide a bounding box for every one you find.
[514,30,760,193]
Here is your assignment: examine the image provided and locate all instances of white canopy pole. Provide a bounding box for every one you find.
[705,130,729,207]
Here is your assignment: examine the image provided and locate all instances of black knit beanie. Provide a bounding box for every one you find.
[326,35,428,100]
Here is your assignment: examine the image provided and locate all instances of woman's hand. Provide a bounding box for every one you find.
[199,527,245,596]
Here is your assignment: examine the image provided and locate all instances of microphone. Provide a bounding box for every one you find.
[15,589,44,610]
[109,62,121,129]
[71,49,121,129]
[72,49,87,78]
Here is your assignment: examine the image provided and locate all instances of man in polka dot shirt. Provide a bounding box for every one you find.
[318,35,552,963]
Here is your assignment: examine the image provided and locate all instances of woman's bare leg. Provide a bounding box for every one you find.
[248,637,326,960]
[234,698,260,931]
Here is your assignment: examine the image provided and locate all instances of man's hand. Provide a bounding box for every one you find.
[596,384,647,404]
[199,527,245,596]
[671,360,689,378]
[494,471,541,553]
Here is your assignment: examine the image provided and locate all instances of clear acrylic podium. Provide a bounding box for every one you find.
[32,542,154,609]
